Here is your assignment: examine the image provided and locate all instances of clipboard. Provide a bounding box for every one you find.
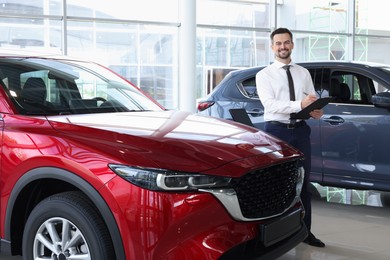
[229,108,255,127]
[290,97,333,120]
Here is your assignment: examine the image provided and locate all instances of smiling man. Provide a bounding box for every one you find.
[256,27,325,247]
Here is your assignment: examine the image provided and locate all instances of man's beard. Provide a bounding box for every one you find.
[277,49,291,59]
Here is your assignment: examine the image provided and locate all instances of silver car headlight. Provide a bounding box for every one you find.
[109,164,232,191]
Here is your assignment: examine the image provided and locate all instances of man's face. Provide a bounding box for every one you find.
[271,33,294,61]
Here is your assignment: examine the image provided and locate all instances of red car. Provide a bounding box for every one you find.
[0,53,307,260]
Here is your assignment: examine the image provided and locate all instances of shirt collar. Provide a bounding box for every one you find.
[273,59,294,69]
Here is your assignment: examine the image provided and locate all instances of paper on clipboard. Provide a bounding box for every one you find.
[290,97,333,120]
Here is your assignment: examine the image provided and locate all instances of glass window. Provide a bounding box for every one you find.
[66,21,95,57]
[328,71,377,104]
[0,0,62,16]
[355,0,390,36]
[66,20,177,109]
[0,18,62,51]
[197,28,269,68]
[280,0,349,33]
[291,33,347,62]
[196,27,268,96]
[139,66,174,108]
[354,36,390,65]
[197,0,269,28]
[2,58,163,115]
[67,0,179,22]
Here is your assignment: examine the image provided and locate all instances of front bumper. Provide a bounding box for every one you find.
[220,214,308,260]
[107,165,307,259]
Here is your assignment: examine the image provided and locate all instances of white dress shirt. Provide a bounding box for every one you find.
[256,60,315,122]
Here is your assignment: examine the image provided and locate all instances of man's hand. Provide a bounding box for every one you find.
[301,94,323,119]
[309,109,323,119]
[301,94,317,108]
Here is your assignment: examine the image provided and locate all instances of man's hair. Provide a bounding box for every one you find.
[270,28,293,42]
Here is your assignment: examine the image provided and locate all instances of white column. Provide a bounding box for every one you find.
[178,0,196,112]
[347,0,356,61]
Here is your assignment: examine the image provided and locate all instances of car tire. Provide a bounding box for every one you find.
[22,191,115,260]
[380,192,390,207]
[309,182,322,200]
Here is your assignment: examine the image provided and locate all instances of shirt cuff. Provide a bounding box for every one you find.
[291,101,302,112]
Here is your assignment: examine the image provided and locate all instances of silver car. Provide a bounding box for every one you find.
[198,61,390,196]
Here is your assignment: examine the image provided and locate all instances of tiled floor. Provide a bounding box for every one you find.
[279,188,390,260]
[1,187,390,260]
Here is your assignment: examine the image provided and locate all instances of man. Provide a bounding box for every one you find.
[256,27,325,247]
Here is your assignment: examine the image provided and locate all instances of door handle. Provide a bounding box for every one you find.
[323,116,344,125]
[247,109,264,117]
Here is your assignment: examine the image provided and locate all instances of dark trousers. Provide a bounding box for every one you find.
[264,121,313,231]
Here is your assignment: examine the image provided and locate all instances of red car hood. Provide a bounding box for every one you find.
[48,110,300,176]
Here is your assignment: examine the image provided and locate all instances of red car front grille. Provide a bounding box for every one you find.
[232,159,300,219]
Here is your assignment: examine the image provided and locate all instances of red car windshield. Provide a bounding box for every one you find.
[0,57,164,115]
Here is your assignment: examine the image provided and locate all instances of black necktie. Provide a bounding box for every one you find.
[283,65,295,101]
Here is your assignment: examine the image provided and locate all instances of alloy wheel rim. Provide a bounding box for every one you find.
[33,217,90,260]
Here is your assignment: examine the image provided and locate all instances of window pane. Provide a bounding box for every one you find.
[66,21,94,56]
[197,0,269,28]
[0,0,62,16]
[196,28,268,97]
[280,0,349,33]
[197,28,269,68]
[355,0,390,36]
[354,36,390,64]
[0,18,62,51]
[139,66,174,108]
[67,0,178,22]
[67,21,177,110]
[291,33,347,61]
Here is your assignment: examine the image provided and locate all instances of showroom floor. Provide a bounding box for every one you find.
[1,187,390,260]
[278,187,390,260]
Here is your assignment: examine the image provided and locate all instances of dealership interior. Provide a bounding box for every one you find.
[1,0,390,259]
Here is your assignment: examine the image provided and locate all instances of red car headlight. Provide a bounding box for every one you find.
[109,164,231,191]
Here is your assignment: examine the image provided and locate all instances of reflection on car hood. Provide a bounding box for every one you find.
[48,110,299,174]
